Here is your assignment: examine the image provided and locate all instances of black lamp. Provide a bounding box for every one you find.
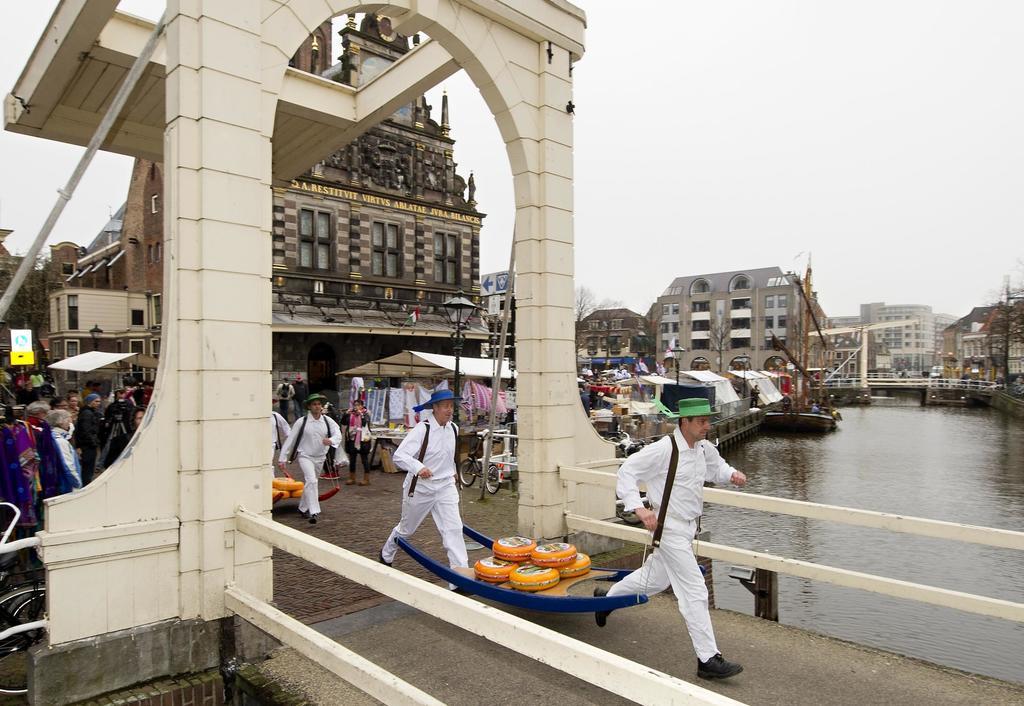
[89,324,103,351]
[443,290,477,424]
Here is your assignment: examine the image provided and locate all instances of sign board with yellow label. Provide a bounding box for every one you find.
[11,351,35,366]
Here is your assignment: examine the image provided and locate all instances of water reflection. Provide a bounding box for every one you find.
[706,406,1024,683]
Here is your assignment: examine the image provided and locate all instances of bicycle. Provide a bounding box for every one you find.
[0,503,47,696]
[457,431,501,494]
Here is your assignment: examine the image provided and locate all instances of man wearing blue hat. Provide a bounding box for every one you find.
[596,397,748,681]
[379,389,468,573]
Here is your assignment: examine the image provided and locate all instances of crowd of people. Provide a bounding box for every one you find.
[0,375,153,537]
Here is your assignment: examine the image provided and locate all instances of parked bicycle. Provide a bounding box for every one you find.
[0,503,47,696]
[458,430,501,494]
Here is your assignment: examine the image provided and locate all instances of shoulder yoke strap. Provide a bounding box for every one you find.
[452,423,462,489]
[652,435,679,548]
[288,415,308,464]
[408,422,431,497]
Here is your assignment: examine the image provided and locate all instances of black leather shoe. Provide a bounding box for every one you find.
[593,585,611,627]
[697,654,743,680]
[308,514,318,525]
[378,550,392,567]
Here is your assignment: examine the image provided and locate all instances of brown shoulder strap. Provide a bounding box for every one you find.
[408,422,430,497]
[652,435,679,548]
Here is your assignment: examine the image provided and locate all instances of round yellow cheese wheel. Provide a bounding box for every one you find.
[474,557,517,583]
[272,478,304,492]
[558,553,592,578]
[530,542,577,568]
[509,564,561,592]
[492,536,537,562]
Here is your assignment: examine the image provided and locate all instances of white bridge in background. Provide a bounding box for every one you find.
[823,375,999,392]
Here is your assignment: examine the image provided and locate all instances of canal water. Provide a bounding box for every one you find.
[706,404,1024,683]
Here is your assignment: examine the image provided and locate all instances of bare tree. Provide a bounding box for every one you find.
[575,285,597,323]
[986,279,1024,380]
[708,314,732,372]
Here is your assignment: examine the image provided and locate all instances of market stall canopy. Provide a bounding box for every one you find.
[340,351,514,379]
[637,375,677,386]
[727,370,783,404]
[48,351,137,372]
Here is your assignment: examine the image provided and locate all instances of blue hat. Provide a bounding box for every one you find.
[413,389,461,413]
[84,393,101,404]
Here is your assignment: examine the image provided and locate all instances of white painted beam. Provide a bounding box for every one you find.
[564,514,1024,623]
[272,39,459,183]
[225,586,444,706]
[703,487,1024,551]
[235,508,740,706]
[6,0,121,132]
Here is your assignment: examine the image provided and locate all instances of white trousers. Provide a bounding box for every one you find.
[296,455,323,516]
[381,474,468,569]
[607,520,719,661]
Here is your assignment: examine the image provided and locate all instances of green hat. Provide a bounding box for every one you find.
[654,397,712,419]
[305,393,329,405]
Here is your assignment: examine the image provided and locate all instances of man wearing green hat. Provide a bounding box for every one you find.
[596,396,748,680]
[278,393,342,524]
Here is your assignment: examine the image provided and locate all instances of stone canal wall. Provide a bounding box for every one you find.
[990,390,1024,419]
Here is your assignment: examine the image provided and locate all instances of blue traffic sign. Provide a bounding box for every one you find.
[480,270,510,296]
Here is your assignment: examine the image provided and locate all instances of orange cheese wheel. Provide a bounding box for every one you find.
[289,489,304,498]
[558,553,592,578]
[474,557,517,583]
[509,564,560,592]
[492,536,537,562]
[273,478,303,492]
[530,542,577,568]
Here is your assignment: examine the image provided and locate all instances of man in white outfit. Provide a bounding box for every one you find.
[597,397,747,680]
[379,389,468,574]
[278,393,341,525]
[271,407,290,460]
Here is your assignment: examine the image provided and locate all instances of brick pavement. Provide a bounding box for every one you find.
[271,470,520,624]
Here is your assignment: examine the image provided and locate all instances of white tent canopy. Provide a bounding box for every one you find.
[48,351,137,373]
[727,370,783,404]
[340,350,514,379]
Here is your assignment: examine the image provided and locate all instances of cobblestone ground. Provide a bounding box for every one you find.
[271,470,519,624]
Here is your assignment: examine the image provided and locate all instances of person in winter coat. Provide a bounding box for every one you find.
[341,399,372,486]
[75,393,103,486]
[47,409,82,491]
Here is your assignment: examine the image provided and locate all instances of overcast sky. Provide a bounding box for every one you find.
[2,1,1022,318]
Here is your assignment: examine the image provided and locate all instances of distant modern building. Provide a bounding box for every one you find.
[654,267,822,372]
[577,307,650,368]
[854,303,954,373]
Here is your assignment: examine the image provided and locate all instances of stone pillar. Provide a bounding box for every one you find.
[508,42,578,539]
[165,0,271,620]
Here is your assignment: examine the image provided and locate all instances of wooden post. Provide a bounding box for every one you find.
[754,568,778,621]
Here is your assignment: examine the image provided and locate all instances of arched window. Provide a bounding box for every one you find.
[729,275,751,292]
[690,279,711,295]
[690,356,710,371]
[763,355,786,371]
[729,356,751,370]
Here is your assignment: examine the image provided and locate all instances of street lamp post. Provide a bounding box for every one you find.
[443,290,477,425]
[672,345,684,385]
[89,324,103,351]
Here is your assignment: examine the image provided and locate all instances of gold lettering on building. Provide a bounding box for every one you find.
[290,180,481,225]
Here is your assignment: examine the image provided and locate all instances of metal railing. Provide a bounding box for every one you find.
[230,507,742,706]
[823,376,999,391]
[559,467,1024,623]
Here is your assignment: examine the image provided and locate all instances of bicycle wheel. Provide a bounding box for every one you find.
[0,585,43,652]
[485,464,500,495]
[0,642,30,695]
[458,458,479,488]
